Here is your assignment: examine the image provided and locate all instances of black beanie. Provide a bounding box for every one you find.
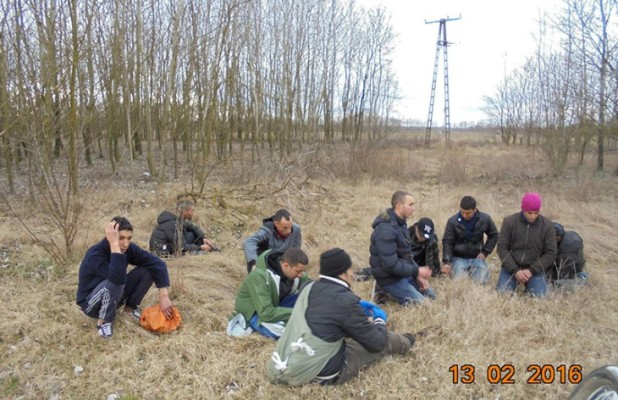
[320,248,352,277]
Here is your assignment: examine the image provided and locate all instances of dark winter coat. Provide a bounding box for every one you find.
[369,209,419,286]
[408,223,440,277]
[76,239,170,308]
[497,212,557,275]
[149,211,206,255]
[442,210,499,263]
[305,277,388,377]
[548,230,585,280]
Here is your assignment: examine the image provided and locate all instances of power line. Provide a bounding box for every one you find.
[425,15,460,148]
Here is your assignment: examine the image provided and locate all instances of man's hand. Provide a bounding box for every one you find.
[201,238,215,252]
[418,266,432,280]
[105,221,121,253]
[515,268,532,284]
[441,263,451,275]
[159,287,173,319]
[476,253,487,261]
[417,276,430,290]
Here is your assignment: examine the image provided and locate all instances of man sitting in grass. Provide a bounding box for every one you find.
[243,209,302,273]
[440,196,499,284]
[369,190,435,305]
[496,193,557,297]
[228,248,309,339]
[76,216,173,338]
[547,222,587,290]
[267,248,415,386]
[408,217,441,278]
[149,200,217,256]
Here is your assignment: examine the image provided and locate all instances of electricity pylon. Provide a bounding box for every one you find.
[424,16,460,148]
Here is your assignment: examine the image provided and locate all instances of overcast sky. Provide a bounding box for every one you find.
[358,0,562,124]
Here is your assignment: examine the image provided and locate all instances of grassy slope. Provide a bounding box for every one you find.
[1,136,617,399]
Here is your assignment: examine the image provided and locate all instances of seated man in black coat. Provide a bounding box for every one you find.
[408,217,441,278]
[149,200,217,256]
[547,223,587,288]
[267,248,414,386]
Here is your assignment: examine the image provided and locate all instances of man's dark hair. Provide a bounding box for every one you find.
[460,196,477,210]
[177,200,195,214]
[391,190,412,208]
[274,209,292,222]
[281,247,309,266]
[111,216,133,231]
[554,223,565,240]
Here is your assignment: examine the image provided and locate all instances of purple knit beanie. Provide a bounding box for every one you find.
[521,192,542,212]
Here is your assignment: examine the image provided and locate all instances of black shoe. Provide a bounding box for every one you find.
[403,333,416,348]
[353,267,373,282]
[373,284,388,305]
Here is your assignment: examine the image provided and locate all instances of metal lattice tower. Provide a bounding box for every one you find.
[424,16,460,148]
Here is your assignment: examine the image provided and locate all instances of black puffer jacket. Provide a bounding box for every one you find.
[369,209,418,286]
[442,210,499,263]
[149,211,205,255]
[305,277,388,377]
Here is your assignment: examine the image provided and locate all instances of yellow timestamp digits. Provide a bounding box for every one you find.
[449,364,583,384]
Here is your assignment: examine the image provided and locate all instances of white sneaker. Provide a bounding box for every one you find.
[97,322,113,338]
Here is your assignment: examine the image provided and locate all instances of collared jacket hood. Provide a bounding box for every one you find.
[233,250,310,325]
[369,208,419,286]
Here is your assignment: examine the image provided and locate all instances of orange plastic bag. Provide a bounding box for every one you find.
[139,304,182,333]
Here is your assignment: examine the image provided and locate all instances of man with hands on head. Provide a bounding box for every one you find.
[77,216,173,338]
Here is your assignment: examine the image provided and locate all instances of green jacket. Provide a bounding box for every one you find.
[233,250,310,325]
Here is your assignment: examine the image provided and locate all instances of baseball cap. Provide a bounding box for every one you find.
[417,217,435,240]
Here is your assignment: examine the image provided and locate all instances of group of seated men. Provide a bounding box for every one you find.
[75,191,586,385]
[356,192,586,304]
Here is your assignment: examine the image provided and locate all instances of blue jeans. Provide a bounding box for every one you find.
[496,268,548,297]
[451,257,490,284]
[382,277,436,305]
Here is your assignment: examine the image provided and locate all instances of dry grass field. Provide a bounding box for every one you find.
[1,133,617,399]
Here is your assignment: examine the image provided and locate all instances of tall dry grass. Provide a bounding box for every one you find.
[0,135,617,399]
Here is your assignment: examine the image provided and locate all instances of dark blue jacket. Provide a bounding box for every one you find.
[76,239,170,308]
[369,209,419,286]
